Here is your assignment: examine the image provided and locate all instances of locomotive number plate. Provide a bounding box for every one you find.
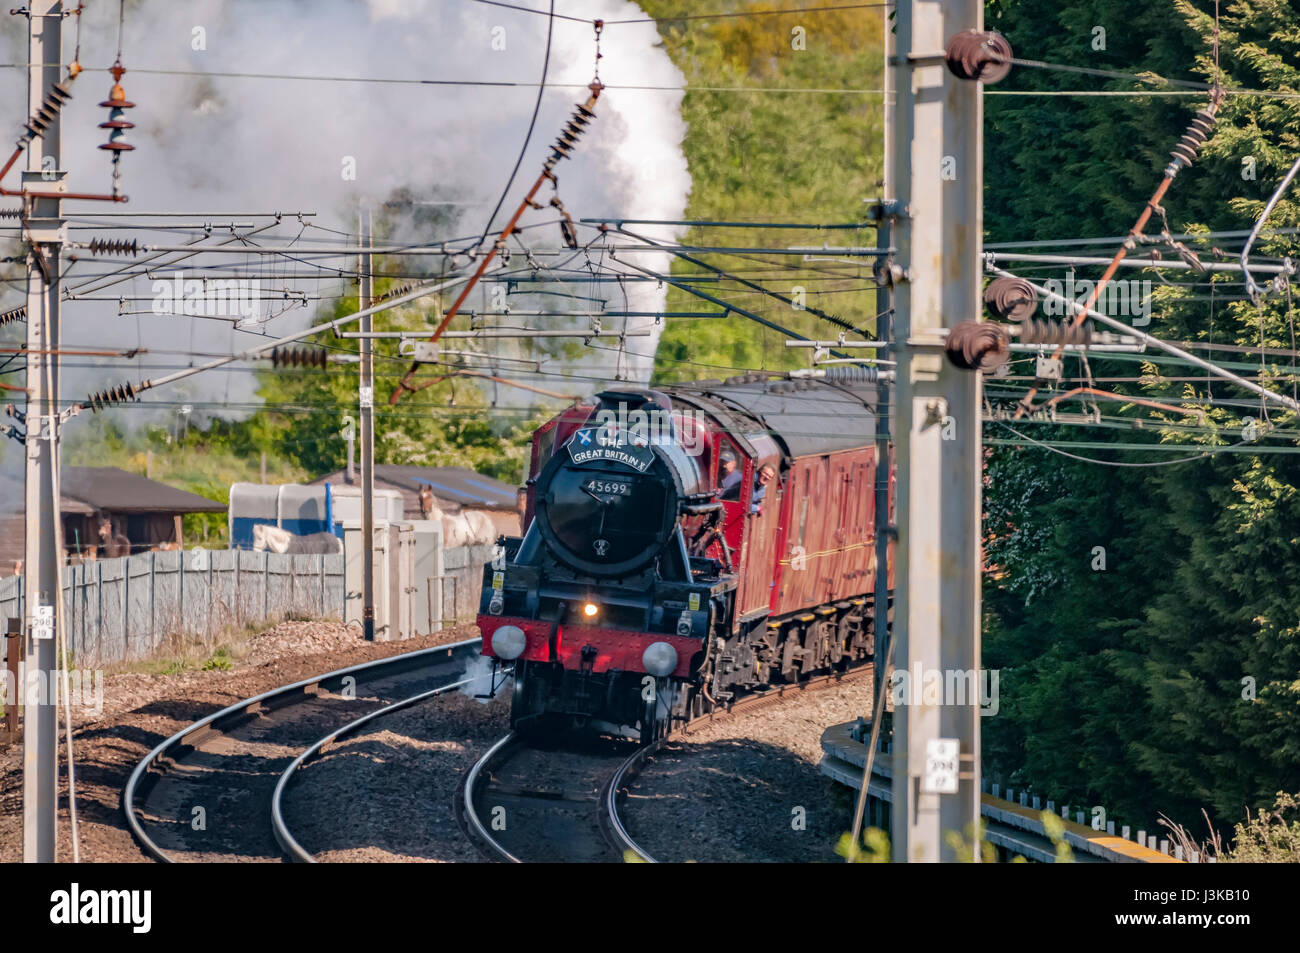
[582,478,633,497]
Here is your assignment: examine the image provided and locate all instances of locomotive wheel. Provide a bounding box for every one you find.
[510,662,540,732]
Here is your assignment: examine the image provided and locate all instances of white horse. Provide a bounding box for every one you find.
[440,510,497,549]
[252,523,343,554]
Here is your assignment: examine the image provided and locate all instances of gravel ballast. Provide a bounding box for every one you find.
[0,620,480,863]
[618,680,873,863]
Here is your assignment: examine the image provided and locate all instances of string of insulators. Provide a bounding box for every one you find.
[0,208,21,220]
[945,30,1014,84]
[270,345,328,369]
[374,280,418,303]
[544,82,602,173]
[85,381,138,412]
[1165,101,1218,178]
[945,320,1010,371]
[983,276,1038,321]
[1016,317,1093,348]
[86,237,139,256]
[98,62,135,196]
[17,79,74,149]
[812,365,883,384]
[0,305,25,326]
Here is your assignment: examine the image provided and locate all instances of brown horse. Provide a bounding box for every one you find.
[96,515,131,558]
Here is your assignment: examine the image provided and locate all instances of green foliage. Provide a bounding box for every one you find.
[638,1,885,381]
[1039,811,1075,863]
[944,822,1001,863]
[983,0,1300,849]
[201,645,234,671]
[1224,791,1300,862]
[836,825,891,862]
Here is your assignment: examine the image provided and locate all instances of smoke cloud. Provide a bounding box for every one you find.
[0,0,689,488]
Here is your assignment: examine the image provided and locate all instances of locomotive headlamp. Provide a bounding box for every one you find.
[490,625,527,660]
[642,641,678,677]
[676,611,693,637]
[583,602,599,618]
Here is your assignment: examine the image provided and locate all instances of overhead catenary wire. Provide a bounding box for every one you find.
[1240,154,1300,304]
[988,266,1300,414]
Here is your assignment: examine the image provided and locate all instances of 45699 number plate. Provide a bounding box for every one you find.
[583,478,633,496]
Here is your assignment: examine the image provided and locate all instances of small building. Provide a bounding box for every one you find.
[311,464,521,537]
[0,466,227,574]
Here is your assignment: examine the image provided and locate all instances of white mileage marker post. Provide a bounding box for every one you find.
[32,605,53,642]
[922,738,960,795]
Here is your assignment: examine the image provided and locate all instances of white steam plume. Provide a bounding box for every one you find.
[0,0,689,491]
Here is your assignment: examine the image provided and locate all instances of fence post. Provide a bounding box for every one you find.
[96,559,102,663]
[77,562,84,660]
[122,557,130,661]
[5,617,20,737]
[179,548,185,641]
[207,553,213,645]
[149,551,156,649]
[320,557,325,617]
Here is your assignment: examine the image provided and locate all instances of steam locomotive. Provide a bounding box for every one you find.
[477,375,892,742]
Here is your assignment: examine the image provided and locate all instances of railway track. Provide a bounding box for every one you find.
[270,669,479,862]
[458,730,639,862]
[123,637,482,862]
[461,667,869,863]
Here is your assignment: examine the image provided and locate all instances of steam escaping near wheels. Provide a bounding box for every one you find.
[459,655,500,704]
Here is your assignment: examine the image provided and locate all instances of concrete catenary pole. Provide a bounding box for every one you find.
[23,0,64,863]
[359,207,376,640]
[889,0,984,862]
[871,0,896,743]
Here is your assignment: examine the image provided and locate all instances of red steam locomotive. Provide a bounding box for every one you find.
[477,375,893,742]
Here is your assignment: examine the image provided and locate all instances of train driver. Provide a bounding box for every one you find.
[719,450,742,500]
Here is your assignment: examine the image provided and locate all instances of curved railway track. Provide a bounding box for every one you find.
[458,730,639,862]
[462,667,869,863]
[270,670,479,862]
[123,637,482,863]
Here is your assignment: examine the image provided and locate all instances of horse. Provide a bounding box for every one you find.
[440,509,497,549]
[252,522,343,554]
[96,515,131,558]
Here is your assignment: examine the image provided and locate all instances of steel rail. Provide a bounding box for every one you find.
[122,637,481,863]
[459,731,524,863]
[601,744,657,863]
[271,673,477,862]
